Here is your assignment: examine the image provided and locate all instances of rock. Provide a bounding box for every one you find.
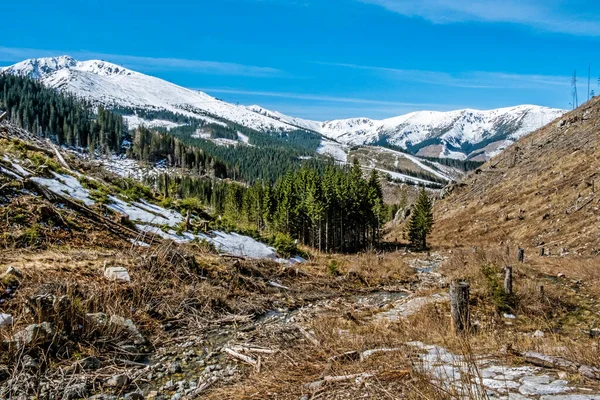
[168,361,182,374]
[21,355,39,371]
[86,312,109,327]
[63,382,88,400]
[80,356,101,370]
[13,322,55,345]
[124,392,144,400]
[170,394,182,400]
[503,313,516,319]
[105,374,129,388]
[104,266,131,283]
[557,119,566,127]
[557,273,566,278]
[533,330,545,338]
[3,266,23,279]
[109,315,146,344]
[0,313,13,328]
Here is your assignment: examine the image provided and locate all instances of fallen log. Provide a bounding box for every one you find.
[297,326,320,346]
[360,348,404,362]
[223,347,257,366]
[305,372,375,391]
[520,351,600,381]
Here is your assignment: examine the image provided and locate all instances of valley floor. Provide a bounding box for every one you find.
[3,243,600,399]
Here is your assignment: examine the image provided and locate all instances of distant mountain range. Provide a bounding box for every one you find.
[1,56,566,161]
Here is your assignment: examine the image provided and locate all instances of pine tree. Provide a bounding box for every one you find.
[407,187,434,250]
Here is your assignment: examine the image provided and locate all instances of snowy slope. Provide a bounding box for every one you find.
[2,56,566,160]
[248,105,566,160]
[1,56,298,133]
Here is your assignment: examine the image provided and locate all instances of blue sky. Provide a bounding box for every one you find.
[1,0,600,120]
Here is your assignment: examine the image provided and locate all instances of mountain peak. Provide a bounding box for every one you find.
[1,56,134,79]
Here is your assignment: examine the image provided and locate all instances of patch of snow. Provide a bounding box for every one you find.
[123,115,184,130]
[316,140,348,162]
[237,131,250,144]
[199,231,278,260]
[31,172,95,205]
[108,197,183,227]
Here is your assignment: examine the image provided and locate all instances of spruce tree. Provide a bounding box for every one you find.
[407,187,434,250]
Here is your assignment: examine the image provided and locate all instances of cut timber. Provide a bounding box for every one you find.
[52,147,71,171]
[517,248,525,263]
[450,280,470,334]
[504,266,513,295]
[305,372,375,391]
[360,348,404,361]
[223,347,257,366]
[297,326,320,346]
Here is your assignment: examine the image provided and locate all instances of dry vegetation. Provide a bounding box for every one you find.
[419,97,600,256]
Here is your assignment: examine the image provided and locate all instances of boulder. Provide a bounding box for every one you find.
[79,356,101,371]
[13,322,55,346]
[0,313,13,328]
[110,315,146,345]
[86,312,109,327]
[105,374,129,388]
[63,383,88,400]
[104,266,131,283]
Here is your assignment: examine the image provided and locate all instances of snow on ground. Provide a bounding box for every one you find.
[123,115,185,131]
[316,140,348,163]
[237,132,250,144]
[199,231,278,260]
[31,172,95,206]
[108,197,183,227]
[374,168,440,186]
[98,155,163,181]
[16,160,303,263]
[369,146,451,181]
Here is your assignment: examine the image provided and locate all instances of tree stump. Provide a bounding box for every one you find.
[517,248,525,263]
[504,266,513,295]
[450,280,470,334]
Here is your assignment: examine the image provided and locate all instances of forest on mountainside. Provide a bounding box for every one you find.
[0,74,124,153]
[149,160,390,253]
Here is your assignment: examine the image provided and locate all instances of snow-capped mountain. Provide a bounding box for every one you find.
[1,56,566,160]
[247,105,566,161]
[0,56,297,133]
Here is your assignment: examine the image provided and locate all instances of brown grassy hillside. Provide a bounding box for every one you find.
[431,97,600,255]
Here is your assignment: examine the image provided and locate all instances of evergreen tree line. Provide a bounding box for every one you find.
[0,74,124,153]
[128,127,228,178]
[151,160,387,253]
[421,157,483,172]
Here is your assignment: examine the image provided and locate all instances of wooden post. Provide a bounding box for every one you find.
[517,248,525,263]
[163,173,169,199]
[504,266,513,295]
[539,248,545,257]
[539,285,545,299]
[450,280,470,334]
[185,210,191,231]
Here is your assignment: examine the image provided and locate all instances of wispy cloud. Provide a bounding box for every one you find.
[199,87,452,108]
[0,46,284,78]
[316,61,571,89]
[358,0,600,36]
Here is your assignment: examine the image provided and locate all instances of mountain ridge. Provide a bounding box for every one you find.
[2,56,566,160]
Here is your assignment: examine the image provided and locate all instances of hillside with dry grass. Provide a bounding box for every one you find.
[427,97,600,256]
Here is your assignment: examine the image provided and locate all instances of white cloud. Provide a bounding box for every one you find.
[199,87,451,108]
[316,62,571,89]
[0,46,283,78]
[358,0,600,36]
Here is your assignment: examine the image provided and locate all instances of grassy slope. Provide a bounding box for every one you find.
[428,97,600,255]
